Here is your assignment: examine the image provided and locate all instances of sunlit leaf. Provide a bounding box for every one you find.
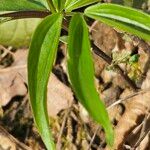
[67,13,114,146]
[65,0,99,12]
[34,0,49,9]
[59,35,68,44]
[0,0,47,11]
[28,13,63,150]
[84,3,150,41]
[52,0,66,11]
[0,18,41,47]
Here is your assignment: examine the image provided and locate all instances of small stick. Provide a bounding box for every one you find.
[88,126,101,150]
[0,11,50,19]
[56,105,73,150]
[107,88,150,109]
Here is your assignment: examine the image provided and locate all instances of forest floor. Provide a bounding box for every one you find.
[0,1,150,150]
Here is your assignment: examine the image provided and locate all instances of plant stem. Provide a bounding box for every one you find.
[0,11,50,19]
[46,0,56,13]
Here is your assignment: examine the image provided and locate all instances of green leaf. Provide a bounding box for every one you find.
[65,0,99,12]
[0,0,47,11]
[0,18,41,47]
[28,13,62,150]
[59,35,68,44]
[84,3,150,41]
[67,13,114,146]
[34,0,49,9]
[52,0,66,11]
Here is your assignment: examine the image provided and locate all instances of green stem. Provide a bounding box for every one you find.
[46,0,56,13]
[65,12,83,17]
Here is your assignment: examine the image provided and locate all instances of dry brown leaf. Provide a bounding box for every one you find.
[47,73,73,117]
[123,112,150,149]
[138,132,150,150]
[0,50,27,106]
[92,52,107,77]
[0,49,73,117]
[0,126,31,150]
[101,86,121,106]
[91,21,125,56]
[106,70,150,150]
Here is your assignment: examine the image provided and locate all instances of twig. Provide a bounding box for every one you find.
[107,88,150,109]
[56,105,73,150]
[0,45,14,62]
[134,112,150,148]
[0,125,31,150]
[0,11,50,19]
[88,126,101,150]
[91,41,138,91]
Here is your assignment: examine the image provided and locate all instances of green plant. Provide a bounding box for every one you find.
[0,0,150,149]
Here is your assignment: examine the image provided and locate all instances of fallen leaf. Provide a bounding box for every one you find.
[0,49,27,106]
[139,132,150,150]
[0,48,73,117]
[91,21,125,56]
[0,125,31,150]
[47,73,73,117]
[106,70,150,149]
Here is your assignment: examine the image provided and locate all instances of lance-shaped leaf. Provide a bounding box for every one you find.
[0,0,47,11]
[52,0,66,11]
[28,13,62,150]
[67,13,114,146]
[84,3,150,41]
[35,0,49,9]
[65,0,99,12]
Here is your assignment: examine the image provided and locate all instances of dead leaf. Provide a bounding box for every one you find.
[139,132,150,150]
[106,70,150,150]
[47,73,73,117]
[92,52,107,77]
[91,21,125,56]
[0,50,27,106]
[0,125,31,150]
[123,112,150,148]
[0,49,73,117]
[101,86,121,106]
